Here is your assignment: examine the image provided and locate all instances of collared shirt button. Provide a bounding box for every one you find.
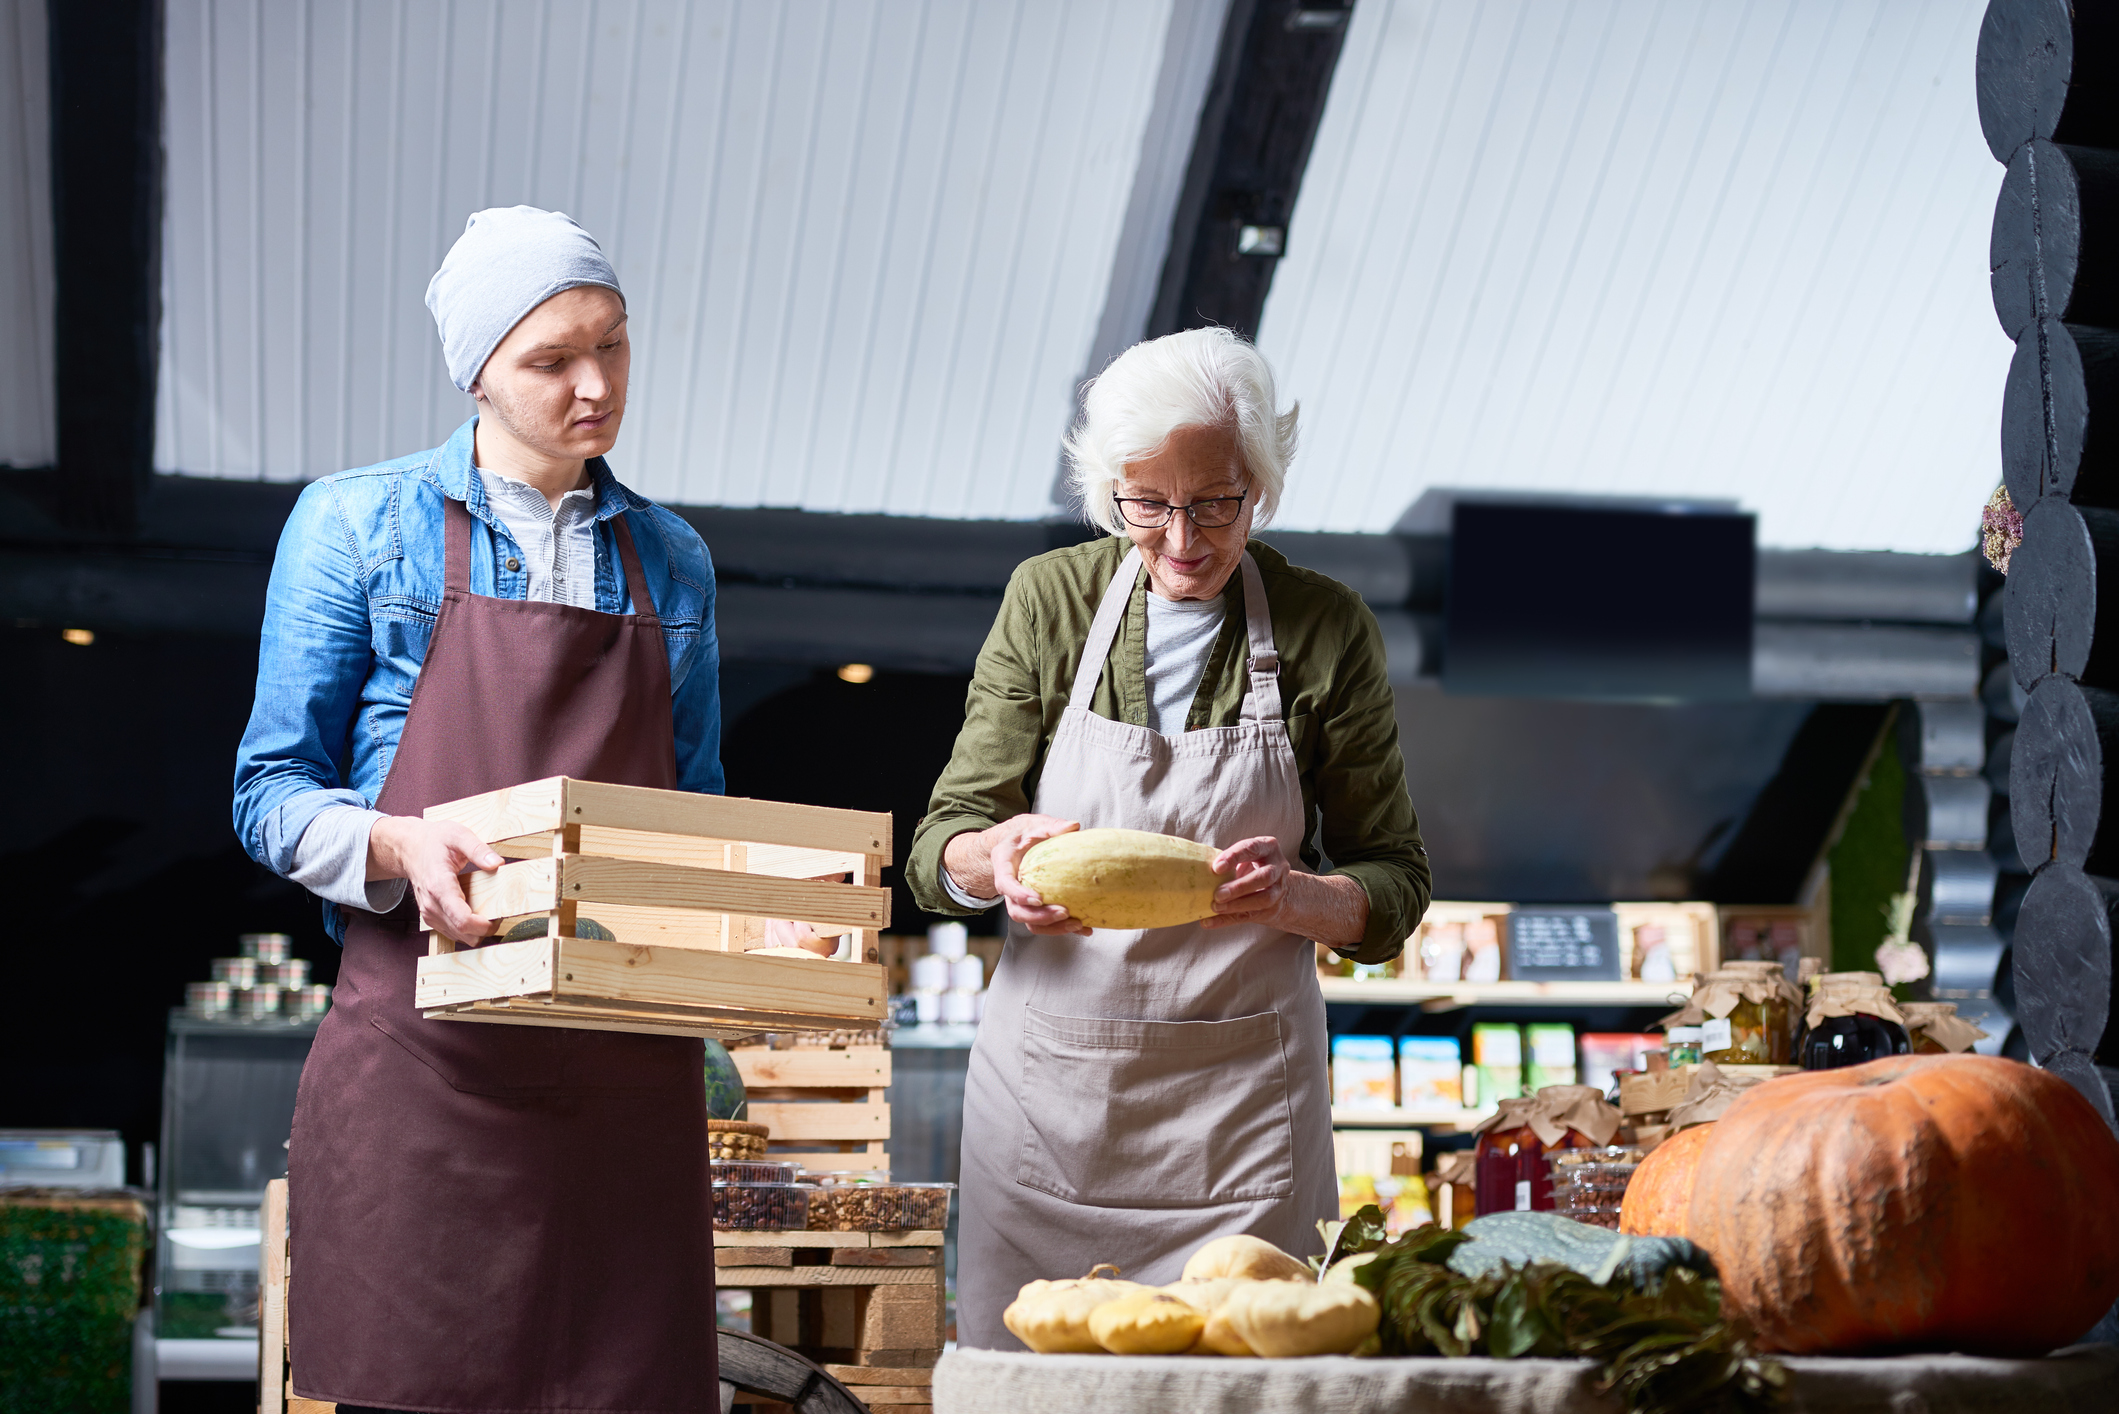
[506,556,520,572]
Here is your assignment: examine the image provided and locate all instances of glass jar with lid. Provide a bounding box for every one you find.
[1470,1086,1621,1215]
[1662,962,1801,1065]
[1794,971,1910,1070]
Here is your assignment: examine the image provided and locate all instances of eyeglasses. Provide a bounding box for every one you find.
[1111,488,1249,530]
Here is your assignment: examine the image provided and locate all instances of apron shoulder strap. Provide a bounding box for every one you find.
[610,509,661,620]
[1237,552,1285,724]
[1067,546,1141,712]
[445,494,474,593]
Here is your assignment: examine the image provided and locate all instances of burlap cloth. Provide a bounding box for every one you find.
[933,1345,2119,1413]
[1469,1085,1621,1147]
[1900,1002,1989,1053]
[1432,1151,1476,1186]
[1659,961,1802,1027]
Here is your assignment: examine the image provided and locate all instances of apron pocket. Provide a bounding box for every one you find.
[370,1014,565,1097]
[1014,1006,1295,1208]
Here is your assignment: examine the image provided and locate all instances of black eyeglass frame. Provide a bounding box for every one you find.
[1110,487,1250,529]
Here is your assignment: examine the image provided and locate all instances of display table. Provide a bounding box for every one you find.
[932,1344,2119,1413]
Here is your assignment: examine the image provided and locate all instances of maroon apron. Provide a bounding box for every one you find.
[288,496,717,1413]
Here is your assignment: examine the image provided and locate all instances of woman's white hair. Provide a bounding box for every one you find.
[1063,326,1298,536]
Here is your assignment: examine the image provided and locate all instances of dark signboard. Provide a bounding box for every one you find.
[1506,907,1623,982]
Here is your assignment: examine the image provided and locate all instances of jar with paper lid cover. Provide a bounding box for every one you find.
[1899,1001,1990,1055]
[1794,971,1911,1070]
[1469,1085,1621,1216]
[1657,961,1801,1065]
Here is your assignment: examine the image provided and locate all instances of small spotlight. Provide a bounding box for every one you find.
[62,628,95,646]
[837,663,875,684]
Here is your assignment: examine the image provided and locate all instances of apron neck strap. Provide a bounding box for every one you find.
[444,491,660,619]
[1236,551,1284,724]
[1065,547,1284,723]
[610,510,659,619]
[445,495,474,593]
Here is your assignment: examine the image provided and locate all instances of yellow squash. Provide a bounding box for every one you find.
[1017,828,1222,930]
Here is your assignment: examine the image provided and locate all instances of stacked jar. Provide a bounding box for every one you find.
[1659,961,1802,1065]
[1794,972,1910,1069]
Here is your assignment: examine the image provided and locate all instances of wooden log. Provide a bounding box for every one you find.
[1901,772,1993,850]
[1992,141,2119,337]
[2008,862,2115,1082]
[2000,321,2119,511]
[2003,498,2119,689]
[2009,675,2119,872]
[1977,0,2119,159]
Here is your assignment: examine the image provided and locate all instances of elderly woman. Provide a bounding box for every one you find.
[908,327,1431,1349]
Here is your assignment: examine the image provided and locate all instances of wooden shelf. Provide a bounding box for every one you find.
[1318,978,1692,1008]
[1331,1105,1496,1132]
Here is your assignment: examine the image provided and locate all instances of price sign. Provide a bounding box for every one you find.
[1505,908,1622,982]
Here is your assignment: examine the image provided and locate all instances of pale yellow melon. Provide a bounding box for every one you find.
[1016,828,1221,929]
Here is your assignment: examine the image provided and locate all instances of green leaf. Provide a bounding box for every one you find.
[1312,1203,1391,1274]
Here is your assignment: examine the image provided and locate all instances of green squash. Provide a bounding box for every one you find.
[1449,1211,1716,1292]
[501,915,616,942]
[703,1039,748,1122]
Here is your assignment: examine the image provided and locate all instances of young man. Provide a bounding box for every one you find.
[233,207,722,1413]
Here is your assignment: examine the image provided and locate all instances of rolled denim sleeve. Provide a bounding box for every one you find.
[233,480,379,873]
[671,542,724,796]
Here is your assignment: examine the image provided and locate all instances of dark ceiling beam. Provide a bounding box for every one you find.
[47,0,164,534]
[1148,0,1352,339]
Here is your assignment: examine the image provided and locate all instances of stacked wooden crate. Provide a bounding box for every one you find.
[719,1040,944,1413]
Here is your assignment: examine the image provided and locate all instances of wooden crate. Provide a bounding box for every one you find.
[1611,902,1721,980]
[718,1229,945,1405]
[733,1042,893,1173]
[414,778,892,1039]
[1716,904,1826,974]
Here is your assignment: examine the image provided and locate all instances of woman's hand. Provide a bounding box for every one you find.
[368,815,504,944]
[1202,836,1292,928]
[1202,835,1371,946]
[943,815,1088,935]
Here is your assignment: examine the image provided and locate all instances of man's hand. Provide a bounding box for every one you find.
[368,816,504,944]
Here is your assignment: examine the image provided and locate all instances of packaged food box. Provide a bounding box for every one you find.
[709,1161,799,1186]
[817,1182,953,1232]
[1525,1023,1578,1091]
[1579,1033,1661,1096]
[1330,1035,1397,1110]
[1471,1023,1523,1103]
[1398,1036,1464,1108]
[711,1182,813,1231]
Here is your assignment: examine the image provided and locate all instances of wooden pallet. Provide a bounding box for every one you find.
[718,1230,944,1413]
[414,778,892,1038]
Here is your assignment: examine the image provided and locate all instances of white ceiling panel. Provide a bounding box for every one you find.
[0,0,53,469]
[1258,0,2011,553]
[156,0,1187,519]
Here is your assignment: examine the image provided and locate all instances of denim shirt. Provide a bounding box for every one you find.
[233,417,722,937]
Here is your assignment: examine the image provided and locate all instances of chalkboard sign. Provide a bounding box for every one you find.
[1505,908,1622,982]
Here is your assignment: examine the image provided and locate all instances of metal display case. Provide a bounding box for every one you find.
[155,1012,317,1343]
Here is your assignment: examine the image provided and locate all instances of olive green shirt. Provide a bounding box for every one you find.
[907,536,1431,964]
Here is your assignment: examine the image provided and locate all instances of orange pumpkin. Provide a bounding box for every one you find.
[1685,1055,2119,1355]
[1618,1123,1714,1236]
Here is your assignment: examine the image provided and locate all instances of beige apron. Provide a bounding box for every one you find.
[955,548,1335,1350]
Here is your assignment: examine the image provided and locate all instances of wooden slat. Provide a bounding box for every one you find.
[713,1230,942,1249]
[824,1366,931,1386]
[462,857,559,920]
[258,1178,287,1414]
[562,856,890,930]
[587,902,734,951]
[745,1101,891,1142]
[716,1247,793,1267]
[414,938,557,1008]
[743,843,863,879]
[554,939,885,1021]
[733,1049,892,1087]
[425,776,568,837]
[841,1387,931,1405]
[763,1148,890,1173]
[427,1003,766,1043]
[830,1248,938,1267]
[564,779,890,854]
[710,1265,937,1288]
